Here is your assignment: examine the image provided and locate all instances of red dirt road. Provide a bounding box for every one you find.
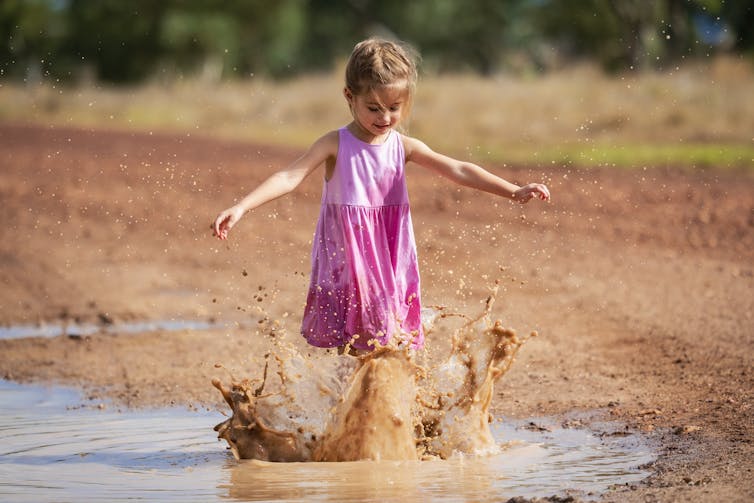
[1,123,752,501]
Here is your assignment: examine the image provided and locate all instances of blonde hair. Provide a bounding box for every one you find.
[345,38,419,120]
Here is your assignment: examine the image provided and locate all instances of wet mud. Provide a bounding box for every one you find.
[213,290,532,462]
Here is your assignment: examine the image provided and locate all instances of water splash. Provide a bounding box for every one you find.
[213,285,535,461]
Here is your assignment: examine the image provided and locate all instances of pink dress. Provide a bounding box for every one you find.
[301,127,423,350]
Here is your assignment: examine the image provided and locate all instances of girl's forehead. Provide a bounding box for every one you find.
[362,83,409,104]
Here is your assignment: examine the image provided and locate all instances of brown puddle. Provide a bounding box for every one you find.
[0,370,655,502]
[213,287,534,462]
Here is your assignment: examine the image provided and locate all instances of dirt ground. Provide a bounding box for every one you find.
[0,123,752,502]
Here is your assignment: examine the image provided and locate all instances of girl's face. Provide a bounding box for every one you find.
[344,83,409,143]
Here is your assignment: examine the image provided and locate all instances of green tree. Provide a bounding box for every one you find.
[1,0,751,84]
[533,0,752,71]
[65,0,167,82]
[1,0,68,82]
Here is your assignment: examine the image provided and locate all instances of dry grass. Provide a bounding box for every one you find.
[1,56,752,168]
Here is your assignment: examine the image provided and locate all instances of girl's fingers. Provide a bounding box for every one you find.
[538,185,550,200]
[213,214,230,238]
[517,184,550,203]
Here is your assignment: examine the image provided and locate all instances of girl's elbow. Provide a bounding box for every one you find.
[454,164,477,185]
[277,171,303,190]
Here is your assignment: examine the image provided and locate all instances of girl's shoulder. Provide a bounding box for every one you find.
[318,129,340,147]
[398,133,427,160]
[308,129,340,157]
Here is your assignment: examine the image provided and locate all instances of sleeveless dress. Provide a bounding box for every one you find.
[301,127,423,350]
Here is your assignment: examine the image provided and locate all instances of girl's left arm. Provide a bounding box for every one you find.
[403,136,550,203]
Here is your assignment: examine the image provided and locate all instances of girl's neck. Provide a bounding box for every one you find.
[346,121,392,145]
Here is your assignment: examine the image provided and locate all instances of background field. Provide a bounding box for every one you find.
[2,56,753,169]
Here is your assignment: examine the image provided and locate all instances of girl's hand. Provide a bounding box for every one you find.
[212,205,245,240]
[512,183,550,204]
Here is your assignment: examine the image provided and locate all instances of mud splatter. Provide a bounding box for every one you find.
[213,286,534,461]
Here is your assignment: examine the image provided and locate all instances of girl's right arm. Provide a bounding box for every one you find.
[212,131,338,240]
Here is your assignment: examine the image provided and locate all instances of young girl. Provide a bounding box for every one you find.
[213,38,550,353]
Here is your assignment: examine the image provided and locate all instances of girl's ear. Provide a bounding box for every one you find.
[343,87,354,104]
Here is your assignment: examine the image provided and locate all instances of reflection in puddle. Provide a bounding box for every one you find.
[0,319,230,340]
[0,380,654,502]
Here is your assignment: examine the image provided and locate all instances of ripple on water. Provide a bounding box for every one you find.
[0,380,655,502]
[0,319,227,340]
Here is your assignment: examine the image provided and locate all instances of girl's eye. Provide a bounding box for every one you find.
[390,106,400,112]
[368,107,379,112]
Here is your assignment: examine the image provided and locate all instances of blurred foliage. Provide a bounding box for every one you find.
[1,0,752,83]
[534,0,752,71]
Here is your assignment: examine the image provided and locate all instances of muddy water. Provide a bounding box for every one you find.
[213,289,547,462]
[0,319,226,340]
[0,291,655,500]
[0,380,653,502]
[212,294,529,462]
